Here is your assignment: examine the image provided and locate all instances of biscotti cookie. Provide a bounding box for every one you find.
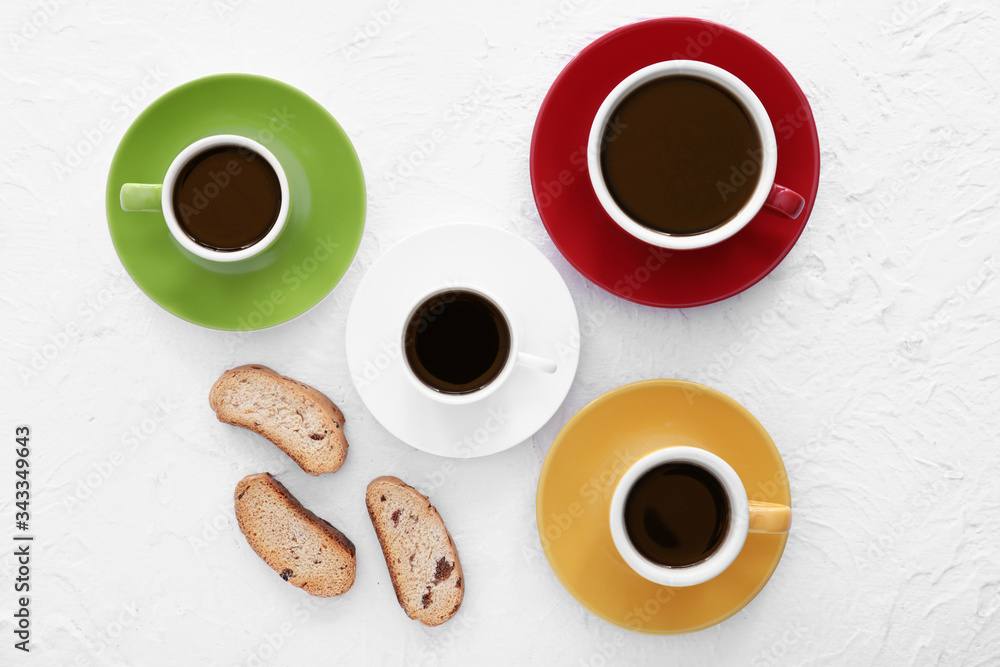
[366,476,464,626]
[234,473,356,597]
[210,365,348,475]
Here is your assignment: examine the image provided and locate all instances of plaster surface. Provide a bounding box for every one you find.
[1,0,998,664]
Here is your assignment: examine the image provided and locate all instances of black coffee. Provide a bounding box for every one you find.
[600,76,762,236]
[172,145,281,251]
[404,290,511,394]
[624,462,730,568]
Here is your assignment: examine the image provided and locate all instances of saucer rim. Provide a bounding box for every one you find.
[536,378,791,634]
[104,72,367,331]
[529,17,821,308]
[345,222,580,458]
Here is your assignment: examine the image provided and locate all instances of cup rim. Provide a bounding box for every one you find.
[587,60,778,251]
[608,445,751,587]
[399,284,519,406]
[161,134,290,263]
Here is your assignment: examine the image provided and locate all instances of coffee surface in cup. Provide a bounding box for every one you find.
[404,290,511,394]
[172,145,281,251]
[600,76,762,236]
[624,462,730,567]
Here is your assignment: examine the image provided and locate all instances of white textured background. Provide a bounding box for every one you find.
[2,0,999,665]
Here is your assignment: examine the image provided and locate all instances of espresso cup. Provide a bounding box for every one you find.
[119,134,290,262]
[400,285,558,405]
[608,446,791,587]
[588,60,805,250]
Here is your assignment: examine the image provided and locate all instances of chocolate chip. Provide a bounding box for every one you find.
[422,592,433,608]
[391,509,402,526]
[309,433,324,440]
[332,422,340,428]
[380,495,386,502]
[252,366,262,369]
[434,557,454,582]
[455,577,462,589]
[280,569,293,581]
[237,491,245,500]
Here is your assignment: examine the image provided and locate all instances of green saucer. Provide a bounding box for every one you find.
[105,74,365,330]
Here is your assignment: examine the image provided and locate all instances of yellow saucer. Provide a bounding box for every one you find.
[536,380,790,634]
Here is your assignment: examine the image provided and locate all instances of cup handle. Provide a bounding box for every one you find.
[763,183,805,219]
[515,351,557,374]
[120,183,163,212]
[748,501,792,534]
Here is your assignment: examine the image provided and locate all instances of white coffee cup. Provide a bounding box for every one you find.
[608,446,791,587]
[588,60,805,250]
[119,134,290,262]
[400,285,557,406]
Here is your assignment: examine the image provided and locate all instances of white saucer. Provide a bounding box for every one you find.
[345,223,580,458]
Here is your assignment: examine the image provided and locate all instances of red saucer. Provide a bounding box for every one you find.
[530,18,820,308]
